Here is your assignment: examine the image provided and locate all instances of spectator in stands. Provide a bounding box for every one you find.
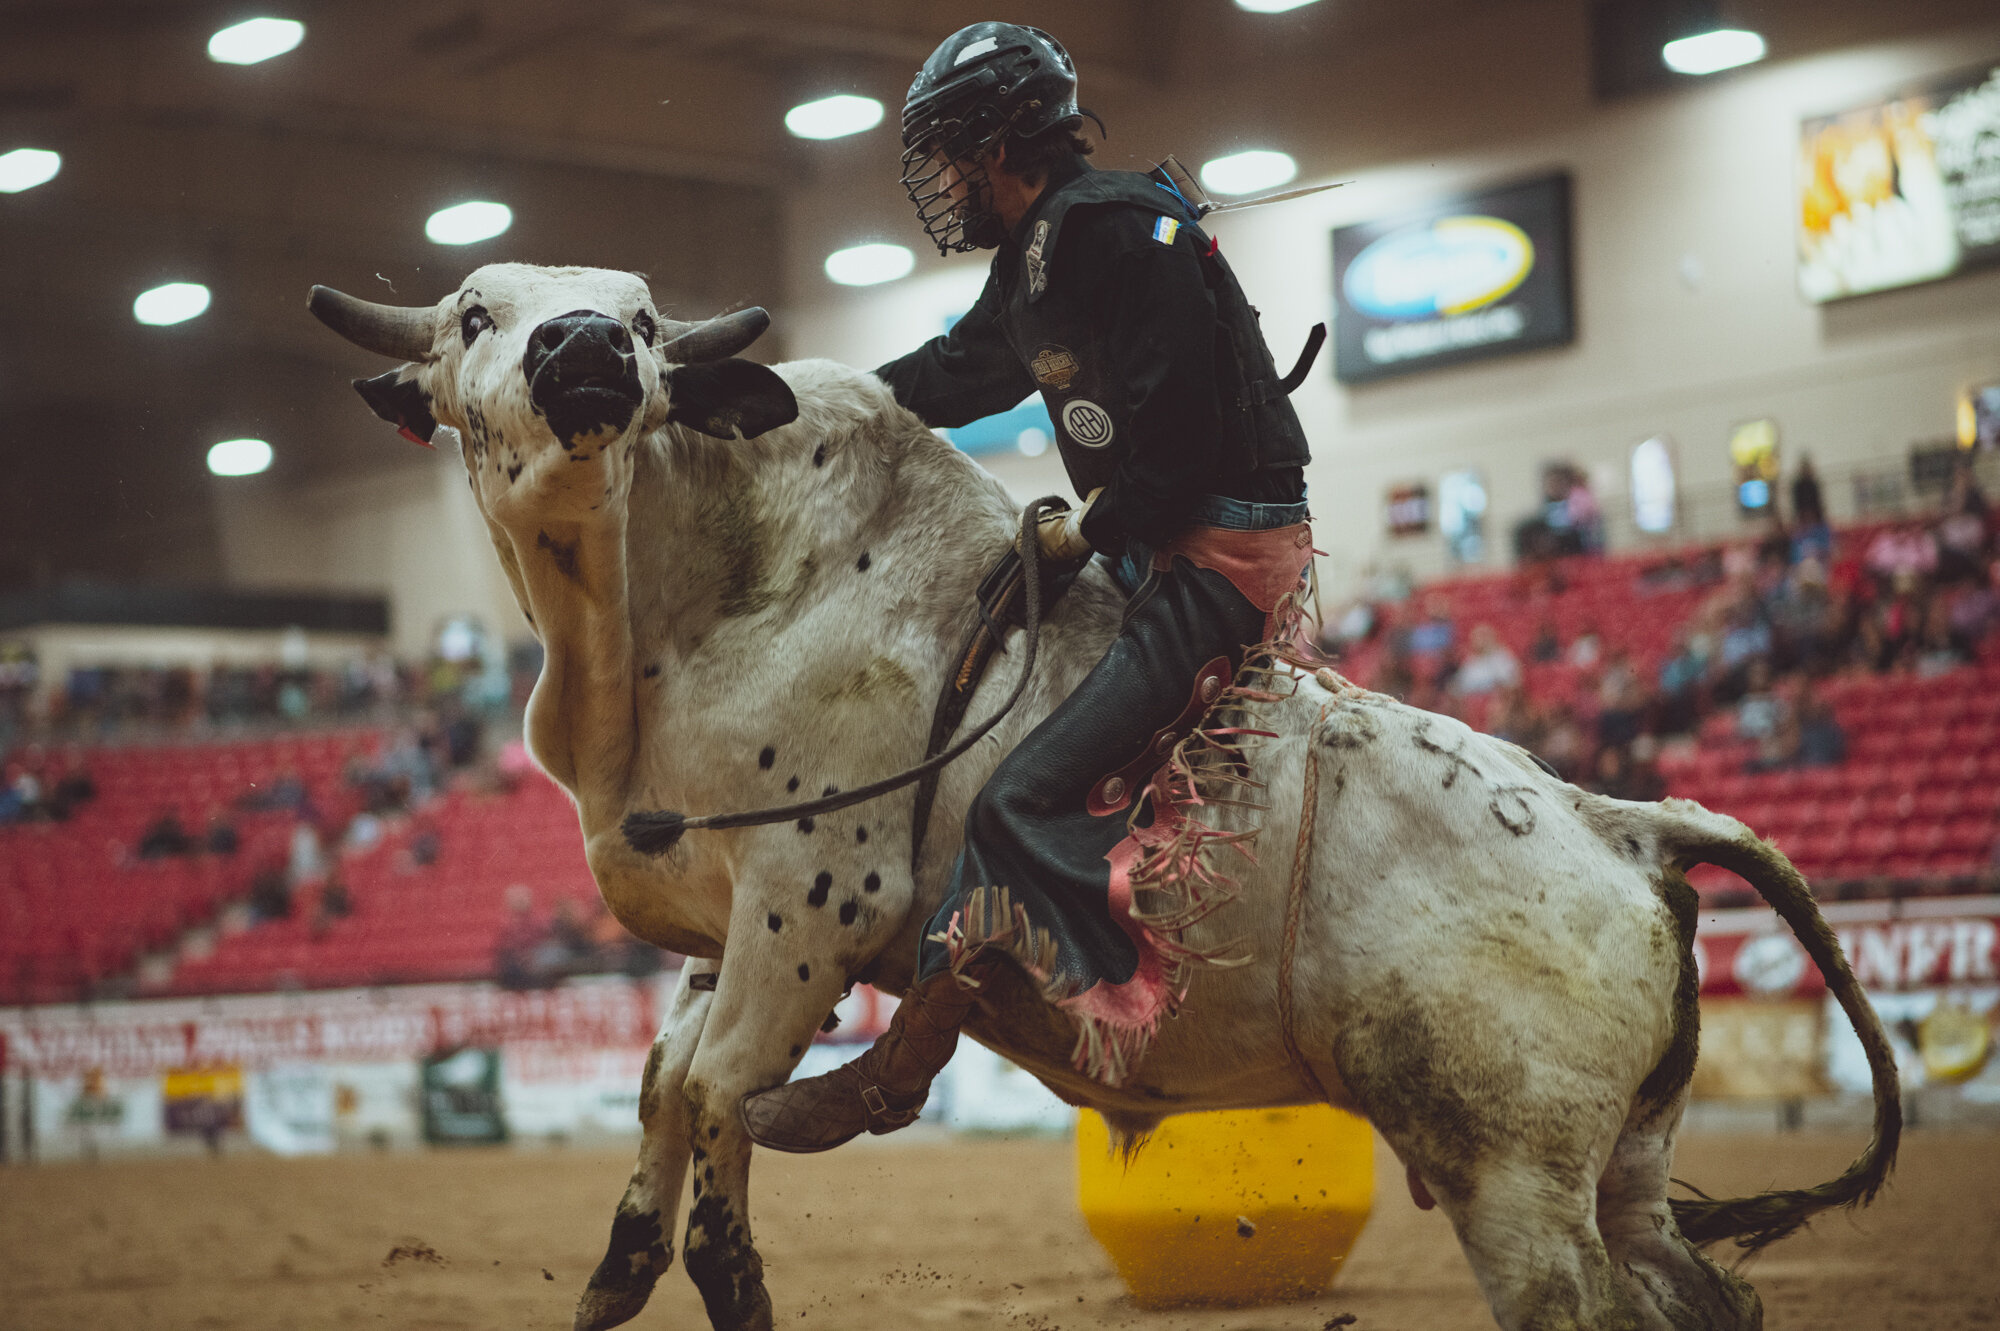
[1934,458,1992,585]
[495,885,564,991]
[1527,619,1561,664]
[1589,744,1663,802]
[401,817,442,871]
[136,810,195,859]
[240,768,308,813]
[1735,660,1786,742]
[1488,684,1544,750]
[1712,586,1774,702]
[288,818,328,887]
[249,864,292,921]
[1865,525,1938,588]
[29,747,97,822]
[1404,595,1456,658]
[1567,622,1603,669]
[1793,684,1847,767]
[1537,703,1591,783]
[342,809,386,854]
[1594,652,1648,750]
[1453,624,1521,697]
[6,762,45,823]
[309,874,353,939]
[1789,455,1831,563]
[548,899,598,970]
[203,807,240,856]
[1912,593,1974,675]
[1657,628,1709,736]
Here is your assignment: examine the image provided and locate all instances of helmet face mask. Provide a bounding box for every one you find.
[899,22,1084,255]
[899,112,1016,254]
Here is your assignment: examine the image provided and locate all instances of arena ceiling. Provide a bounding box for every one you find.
[1,0,1988,589]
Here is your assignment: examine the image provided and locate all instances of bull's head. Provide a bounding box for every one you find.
[309,263,797,513]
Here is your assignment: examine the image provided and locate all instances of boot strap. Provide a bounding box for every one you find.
[860,1084,920,1127]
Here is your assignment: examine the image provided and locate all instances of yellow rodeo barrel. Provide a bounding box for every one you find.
[1076,1105,1375,1308]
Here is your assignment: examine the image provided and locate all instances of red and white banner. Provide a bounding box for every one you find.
[0,976,663,1078]
[1696,897,2000,999]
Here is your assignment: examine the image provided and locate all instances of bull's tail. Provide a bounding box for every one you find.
[1655,801,1902,1252]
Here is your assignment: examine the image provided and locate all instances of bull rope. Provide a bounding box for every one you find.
[1278,694,1338,1106]
[621,497,1070,856]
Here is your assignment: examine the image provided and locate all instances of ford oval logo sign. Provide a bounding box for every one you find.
[1343,215,1535,320]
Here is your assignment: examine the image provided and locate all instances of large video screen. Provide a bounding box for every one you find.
[1798,63,2000,302]
[1330,172,1575,384]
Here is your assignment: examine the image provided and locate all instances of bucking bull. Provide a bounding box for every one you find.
[310,263,1900,1331]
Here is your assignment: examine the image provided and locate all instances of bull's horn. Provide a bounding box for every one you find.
[308,286,435,361]
[657,307,771,364]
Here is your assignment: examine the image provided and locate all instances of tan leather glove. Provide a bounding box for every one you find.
[1034,488,1101,563]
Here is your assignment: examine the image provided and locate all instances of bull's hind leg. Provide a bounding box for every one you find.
[1335,995,1643,1329]
[1595,1091,1762,1330]
[576,959,717,1331]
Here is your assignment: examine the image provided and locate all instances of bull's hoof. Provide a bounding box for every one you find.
[573,1262,665,1331]
[574,1208,673,1331]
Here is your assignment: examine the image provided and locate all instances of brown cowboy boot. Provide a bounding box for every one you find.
[739,970,980,1153]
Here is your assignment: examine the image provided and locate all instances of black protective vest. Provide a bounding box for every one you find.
[999,169,1312,495]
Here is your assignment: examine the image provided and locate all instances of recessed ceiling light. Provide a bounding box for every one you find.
[1199,149,1298,196]
[1234,0,1321,11]
[825,242,914,286]
[208,438,273,477]
[207,17,305,65]
[425,201,513,245]
[133,282,211,326]
[1662,28,1766,76]
[785,94,885,141]
[0,147,61,193]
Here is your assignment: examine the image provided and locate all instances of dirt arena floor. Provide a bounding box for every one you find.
[3,1129,1996,1331]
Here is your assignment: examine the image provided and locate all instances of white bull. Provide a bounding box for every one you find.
[310,263,1900,1331]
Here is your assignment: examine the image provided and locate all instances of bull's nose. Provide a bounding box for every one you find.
[523,310,636,399]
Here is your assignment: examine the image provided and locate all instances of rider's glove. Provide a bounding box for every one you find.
[1033,488,1101,564]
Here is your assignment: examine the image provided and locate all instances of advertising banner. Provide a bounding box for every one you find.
[245,1064,336,1156]
[29,1069,166,1154]
[1,975,663,1078]
[1331,172,1575,383]
[1695,903,2000,999]
[1799,62,2000,301]
[161,1065,244,1138]
[421,1047,506,1144]
[500,1044,648,1137]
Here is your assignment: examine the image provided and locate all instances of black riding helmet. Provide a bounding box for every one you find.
[900,22,1091,254]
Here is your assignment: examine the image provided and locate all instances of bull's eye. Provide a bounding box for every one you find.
[632,310,656,347]
[460,305,493,346]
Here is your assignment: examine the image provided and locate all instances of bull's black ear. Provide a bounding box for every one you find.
[353,368,438,447]
[665,358,798,440]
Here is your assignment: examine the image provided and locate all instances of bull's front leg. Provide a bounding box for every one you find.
[677,889,876,1331]
[576,959,717,1331]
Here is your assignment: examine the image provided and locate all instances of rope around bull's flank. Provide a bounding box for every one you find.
[1278,699,1339,1106]
[621,496,1071,856]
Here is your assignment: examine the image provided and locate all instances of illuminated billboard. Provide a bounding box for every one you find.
[1330,172,1575,383]
[1798,63,2000,302]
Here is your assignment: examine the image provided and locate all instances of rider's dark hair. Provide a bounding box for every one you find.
[995,126,1093,186]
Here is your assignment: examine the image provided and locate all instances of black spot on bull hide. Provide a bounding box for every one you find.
[536,530,582,583]
[682,1193,767,1327]
[807,873,831,907]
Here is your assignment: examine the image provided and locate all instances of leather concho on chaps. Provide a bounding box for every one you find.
[918,522,1313,1086]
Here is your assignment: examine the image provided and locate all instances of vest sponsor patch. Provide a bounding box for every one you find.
[1152,215,1180,245]
[1025,219,1051,298]
[1030,344,1080,391]
[1060,397,1115,449]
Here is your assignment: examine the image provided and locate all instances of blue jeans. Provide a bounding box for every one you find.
[1104,494,1312,597]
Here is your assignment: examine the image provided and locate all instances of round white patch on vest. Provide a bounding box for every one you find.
[1060,398,1115,449]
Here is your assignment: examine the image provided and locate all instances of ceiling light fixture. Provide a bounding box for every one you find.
[1234,0,1322,11]
[0,147,61,193]
[425,201,513,245]
[1662,28,1765,75]
[785,94,885,141]
[1199,149,1298,196]
[825,242,914,286]
[133,282,212,326]
[208,438,273,477]
[207,17,305,65]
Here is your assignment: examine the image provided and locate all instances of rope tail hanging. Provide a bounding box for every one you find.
[620,496,1070,856]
